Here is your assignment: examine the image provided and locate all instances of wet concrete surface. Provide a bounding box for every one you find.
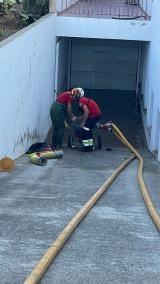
[0,147,160,284]
[1,91,160,284]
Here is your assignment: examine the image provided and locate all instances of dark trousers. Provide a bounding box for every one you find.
[82,116,100,140]
[74,116,100,142]
[50,102,67,149]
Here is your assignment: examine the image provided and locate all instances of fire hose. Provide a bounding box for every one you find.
[23,123,160,284]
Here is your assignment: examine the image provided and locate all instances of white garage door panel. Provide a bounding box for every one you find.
[114,48,138,60]
[71,71,93,88]
[72,59,93,72]
[93,60,114,73]
[113,74,137,90]
[114,60,138,75]
[93,53,114,72]
[92,73,114,89]
[71,39,139,90]
[72,52,93,71]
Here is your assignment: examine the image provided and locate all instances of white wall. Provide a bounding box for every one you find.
[140,0,160,160]
[70,38,139,90]
[0,15,56,159]
[55,16,151,41]
[0,8,154,160]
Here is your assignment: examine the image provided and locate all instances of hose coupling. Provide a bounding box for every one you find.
[98,121,112,133]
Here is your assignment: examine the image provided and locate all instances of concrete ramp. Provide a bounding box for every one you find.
[85,89,146,149]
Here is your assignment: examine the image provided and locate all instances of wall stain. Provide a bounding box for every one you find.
[13,128,40,152]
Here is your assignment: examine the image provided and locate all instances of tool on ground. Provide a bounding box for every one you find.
[27,142,64,166]
[29,150,63,166]
[40,150,63,159]
[30,153,47,166]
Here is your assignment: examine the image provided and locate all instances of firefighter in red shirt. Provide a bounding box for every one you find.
[72,88,102,152]
[50,89,79,150]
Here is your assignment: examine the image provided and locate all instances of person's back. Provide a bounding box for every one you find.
[56,91,73,105]
[79,97,101,118]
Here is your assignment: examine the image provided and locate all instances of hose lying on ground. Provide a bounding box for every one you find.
[23,154,135,284]
[112,123,160,231]
[23,122,160,284]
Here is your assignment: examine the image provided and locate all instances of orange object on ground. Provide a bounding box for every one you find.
[0,157,14,172]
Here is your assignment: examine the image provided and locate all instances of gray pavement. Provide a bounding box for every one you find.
[1,90,160,283]
[0,146,160,284]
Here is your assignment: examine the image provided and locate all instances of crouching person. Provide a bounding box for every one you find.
[73,88,102,152]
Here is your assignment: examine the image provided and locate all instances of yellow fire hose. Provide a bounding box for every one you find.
[23,123,160,284]
[23,154,135,284]
[112,123,160,231]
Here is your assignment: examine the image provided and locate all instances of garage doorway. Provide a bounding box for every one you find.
[54,37,146,148]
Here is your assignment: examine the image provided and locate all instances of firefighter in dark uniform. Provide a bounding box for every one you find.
[50,89,79,150]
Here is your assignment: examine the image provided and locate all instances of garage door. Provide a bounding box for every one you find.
[70,38,139,90]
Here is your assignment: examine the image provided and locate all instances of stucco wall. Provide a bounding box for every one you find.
[55,16,151,41]
[140,0,160,160]
[0,15,56,159]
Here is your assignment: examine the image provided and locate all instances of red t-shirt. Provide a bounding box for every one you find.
[79,97,101,118]
[56,91,73,105]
